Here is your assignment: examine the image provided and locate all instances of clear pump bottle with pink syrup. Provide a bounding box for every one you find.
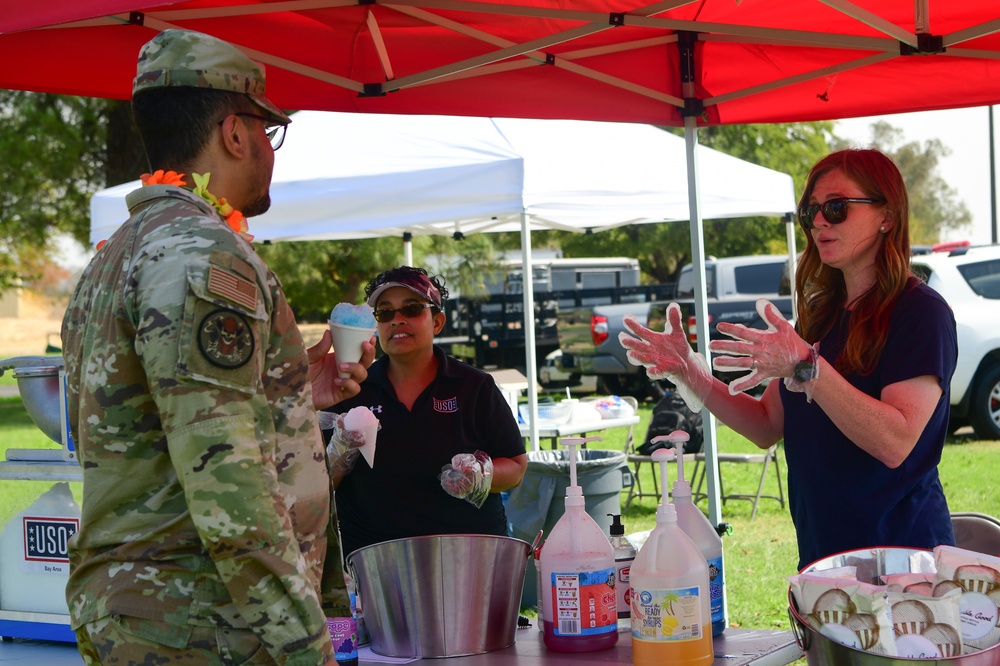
[539,437,618,652]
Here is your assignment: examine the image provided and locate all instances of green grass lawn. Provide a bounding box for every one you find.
[2,393,997,643]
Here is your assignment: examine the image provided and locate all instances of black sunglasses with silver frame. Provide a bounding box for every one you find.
[798,197,884,231]
[373,303,435,323]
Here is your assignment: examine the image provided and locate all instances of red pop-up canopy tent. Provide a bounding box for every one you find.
[3,1,1000,125]
[4,0,997,520]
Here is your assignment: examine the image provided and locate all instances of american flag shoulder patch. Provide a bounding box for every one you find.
[207,265,258,311]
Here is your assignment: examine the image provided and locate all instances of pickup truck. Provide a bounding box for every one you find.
[438,256,673,372]
[910,244,1000,439]
[553,255,794,400]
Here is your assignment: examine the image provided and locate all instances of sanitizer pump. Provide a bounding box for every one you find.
[630,448,713,666]
[539,437,618,652]
[654,432,728,637]
[607,513,636,633]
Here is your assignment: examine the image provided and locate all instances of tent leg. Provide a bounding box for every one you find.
[519,212,540,452]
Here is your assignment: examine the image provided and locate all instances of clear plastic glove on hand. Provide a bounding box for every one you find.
[439,450,493,509]
[324,412,370,484]
[709,298,813,395]
[618,303,713,412]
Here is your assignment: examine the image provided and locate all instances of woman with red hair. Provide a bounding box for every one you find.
[621,149,957,569]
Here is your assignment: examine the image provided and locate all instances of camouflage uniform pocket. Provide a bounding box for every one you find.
[179,258,267,395]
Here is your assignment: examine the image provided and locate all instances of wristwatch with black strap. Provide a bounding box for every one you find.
[792,344,820,384]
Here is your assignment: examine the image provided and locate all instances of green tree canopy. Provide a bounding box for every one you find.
[831,120,972,244]
[0,92,106,288]
[0,92,976,304]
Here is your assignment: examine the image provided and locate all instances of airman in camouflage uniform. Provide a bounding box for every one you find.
[61,30,367,665]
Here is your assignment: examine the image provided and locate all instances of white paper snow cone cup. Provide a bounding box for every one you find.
[328,321,376,378]
[343,410,379,468]
[356,423,378,468]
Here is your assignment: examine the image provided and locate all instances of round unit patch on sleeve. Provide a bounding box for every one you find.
[197,308,255,368]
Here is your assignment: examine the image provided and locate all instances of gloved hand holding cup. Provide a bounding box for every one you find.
[326,406,380,488]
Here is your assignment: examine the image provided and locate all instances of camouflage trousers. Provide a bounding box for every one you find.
[75,614,278,665]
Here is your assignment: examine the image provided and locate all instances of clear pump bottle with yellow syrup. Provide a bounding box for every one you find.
[654,431,728,637]
[539,437,618,652]
[630,447,713,666]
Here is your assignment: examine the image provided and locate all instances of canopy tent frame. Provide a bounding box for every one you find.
[10,0,998,542]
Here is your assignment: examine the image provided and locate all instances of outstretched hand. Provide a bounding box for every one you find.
[308,329,375,410]
[618,303,712,411]
[709,299,812,395]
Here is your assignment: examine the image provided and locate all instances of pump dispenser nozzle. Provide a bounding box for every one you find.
[607,513,625,536]
[559,436,601,505]
[652,430,692,500]
[650,448,678,523]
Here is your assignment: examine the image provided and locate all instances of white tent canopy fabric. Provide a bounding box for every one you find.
[89,111,797,450]
[91,111,796,245]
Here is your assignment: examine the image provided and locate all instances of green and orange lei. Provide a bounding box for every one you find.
[95,169,252,250]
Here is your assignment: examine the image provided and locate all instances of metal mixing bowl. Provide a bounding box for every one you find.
[1,356,65,444]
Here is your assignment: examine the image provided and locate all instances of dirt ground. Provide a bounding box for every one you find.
[0,289,329,358]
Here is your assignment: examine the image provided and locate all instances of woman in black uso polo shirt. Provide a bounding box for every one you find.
[328,266,528,559]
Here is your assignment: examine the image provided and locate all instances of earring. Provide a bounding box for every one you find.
[880,225,886,233]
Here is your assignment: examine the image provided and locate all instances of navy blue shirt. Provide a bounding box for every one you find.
[780,280,957,570]
[331,346,525,559]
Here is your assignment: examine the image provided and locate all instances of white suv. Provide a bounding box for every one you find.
[911,244,1000,439]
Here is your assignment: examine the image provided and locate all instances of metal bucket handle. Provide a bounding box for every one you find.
[527,530,543,559]
[787,595,810,650]
[0,355,64,376]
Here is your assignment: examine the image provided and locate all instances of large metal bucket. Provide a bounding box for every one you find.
[346,534,532,658]
[787,547,1000,665]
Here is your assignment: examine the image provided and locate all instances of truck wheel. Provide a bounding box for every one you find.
[969,364,1000,440]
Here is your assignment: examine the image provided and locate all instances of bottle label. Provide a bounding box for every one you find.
[327,616,358,662]
[615,557,634,620]
[631,586,704,641]
[549,568,617,637]
[707,555,725,626]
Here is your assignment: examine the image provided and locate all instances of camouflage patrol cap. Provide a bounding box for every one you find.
[133,29,291,125]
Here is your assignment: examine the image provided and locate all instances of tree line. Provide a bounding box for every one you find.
[0,91,971,322]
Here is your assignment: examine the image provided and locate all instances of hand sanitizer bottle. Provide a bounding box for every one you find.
[607,513,636,633]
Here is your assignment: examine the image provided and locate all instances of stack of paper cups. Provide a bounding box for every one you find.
[328,322,376,378]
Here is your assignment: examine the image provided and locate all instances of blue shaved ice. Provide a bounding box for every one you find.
[330,302,376,328]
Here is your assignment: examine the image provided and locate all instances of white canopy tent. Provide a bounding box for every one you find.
[90,111,797,450]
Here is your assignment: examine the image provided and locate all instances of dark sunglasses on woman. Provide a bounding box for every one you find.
[798,197,884,230]
[373,303,435,323]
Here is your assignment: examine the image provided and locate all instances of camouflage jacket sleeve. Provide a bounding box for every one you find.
[124,200,336,664]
